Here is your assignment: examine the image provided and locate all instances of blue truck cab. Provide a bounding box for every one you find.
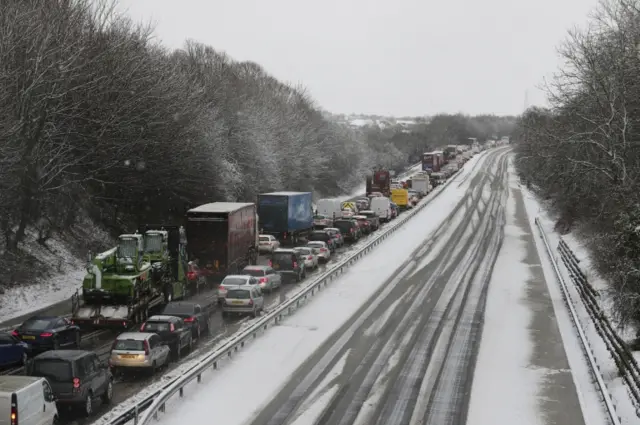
[257,192,314,246]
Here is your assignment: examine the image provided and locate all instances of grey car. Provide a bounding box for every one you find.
[217,274,259,303]
[241,265,282,293]
[109,332,170,375]
[222,287,265,318]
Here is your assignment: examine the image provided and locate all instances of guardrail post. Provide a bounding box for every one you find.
[179,387,184,397]
[197,373,201,383]
[134,405,139,425]
[213,361,217,369]
[160,403,165,413]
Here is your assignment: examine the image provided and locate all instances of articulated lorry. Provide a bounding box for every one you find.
[72,226,189,330]
[365,169,391,197]
[185,202,259,282]
[258,192,313,246]
[422,151,444,172]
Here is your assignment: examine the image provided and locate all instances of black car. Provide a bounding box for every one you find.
[308,230,336,252]
[358,210,380,231]
[13,315,81,353]
[161,302,213,339]
[333,219,360,242]
[270,249,306,283]
[28,350,113,417]
[139,315,192,359]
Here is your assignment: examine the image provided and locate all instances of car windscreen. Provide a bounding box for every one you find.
[309,233,329,241]
[333,221,352,232]
[226,289,250,299]
[222,277,249,286]
[294,248,311,255]
[142,322,171,332]
[259,236,270,242]
[307,243,324,249]
[272,252,293,262]
[114,339,145,351]
[31,359,72,382]
[21,318,55,331]
[242,269,265,277]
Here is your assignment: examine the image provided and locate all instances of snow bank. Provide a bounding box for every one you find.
[148,154,489,425]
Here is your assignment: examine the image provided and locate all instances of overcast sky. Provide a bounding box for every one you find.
[116,0,600,117]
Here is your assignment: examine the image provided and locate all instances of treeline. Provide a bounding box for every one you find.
[0,0,515,275]
[514,0,640,329]
[357,114,517,169]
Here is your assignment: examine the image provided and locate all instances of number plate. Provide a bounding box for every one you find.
[231,300,244,305]
[22,336,35,340]
[273,264,279,269]
[120,354,136,359]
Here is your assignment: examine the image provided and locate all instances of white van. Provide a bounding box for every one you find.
[370,197,392,222]
[0,376,57,425]
[316,199,342,220]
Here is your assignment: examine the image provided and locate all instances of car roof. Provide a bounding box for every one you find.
[24,316,58,321]
[147,315,180,322]
[33,350,91,361]
[360,210,374,213]
[223,274,252,279]
[307,241,326,245]
[0,376,45,392]
[273,248,295,253]
[117,332,154,341]
[324,227,339,231]
[243,265,268,270]
[293,246,311,250]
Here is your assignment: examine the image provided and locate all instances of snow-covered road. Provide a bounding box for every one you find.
[147,147,594,425]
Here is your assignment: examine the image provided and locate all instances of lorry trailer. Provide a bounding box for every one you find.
[258,192,313,246]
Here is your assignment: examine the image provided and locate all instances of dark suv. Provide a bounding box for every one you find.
[358,210,380,231]
[140,315,193,359]
[270,249,306,283]
[308,230,336,252]
[28,350,113,417]
[334,219,360,242]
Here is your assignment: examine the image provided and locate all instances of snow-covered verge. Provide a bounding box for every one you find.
[522,186,639,424]
[100,152,489,425]
[0,216,112,324]
[468,159,608,425]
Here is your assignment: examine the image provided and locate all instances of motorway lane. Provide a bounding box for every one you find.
[64,214,401,424]
[246,148,511,425]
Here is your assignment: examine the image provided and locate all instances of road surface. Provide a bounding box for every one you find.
[245,148,587,425]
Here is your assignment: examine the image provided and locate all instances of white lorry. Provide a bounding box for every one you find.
[411,175,432,197]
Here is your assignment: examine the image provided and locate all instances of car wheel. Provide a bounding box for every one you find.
[102,379,113,404]
[53,336,60,350]
[83,393,93,417]
[151,361,157,374]
[195,324,201,341]
[74,331,81,348]
[53,415,59,425]
[252,308,258,318]
[20,352,27,366]
[302,269,306,279]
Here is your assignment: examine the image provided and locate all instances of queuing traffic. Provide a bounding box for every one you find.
[0,143,484,424]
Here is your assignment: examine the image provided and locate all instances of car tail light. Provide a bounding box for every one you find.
[308,256,313,260]
[259,277,267,283]
[140,324,146,331]
[10,394,17,425]
[187,271,197,280]
[144,340,150,355]
[350,228,354,233]
[11,330,18,337]
[170,323,175,332]
[184,317,195,322]
[293,261,298,268]
[40,332,53,337]
[73,377,81,392]
[366,221,370,225]
[268,260,273,267]
[219,284,226,291]
[248,299,254,306]
[321,248,328,252]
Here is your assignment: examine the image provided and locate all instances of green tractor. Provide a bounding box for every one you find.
[81,233,156,305]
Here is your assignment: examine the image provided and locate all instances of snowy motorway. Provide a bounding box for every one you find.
[108,146,598,425]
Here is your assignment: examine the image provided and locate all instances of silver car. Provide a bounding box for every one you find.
[307,241,331,262]
[241,265,282,293]
[109,332,170,375]
[293,246,319,270]
[222,286,265,318]
[217,275,259,303]
[258,235,280,254]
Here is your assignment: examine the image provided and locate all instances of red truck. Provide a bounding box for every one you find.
[185,202,259,283]
[366,169,391,197]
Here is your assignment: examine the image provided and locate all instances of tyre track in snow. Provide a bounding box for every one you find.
[246,148,510,425]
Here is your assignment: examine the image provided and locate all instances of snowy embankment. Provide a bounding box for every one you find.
[523,186,639,423]
[0,218,111,324]
[125,153,488,425]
